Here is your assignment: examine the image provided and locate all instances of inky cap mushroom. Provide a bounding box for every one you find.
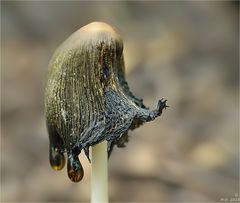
[44,22,168,182]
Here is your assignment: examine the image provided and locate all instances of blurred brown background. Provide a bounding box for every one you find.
[1,1,239,202]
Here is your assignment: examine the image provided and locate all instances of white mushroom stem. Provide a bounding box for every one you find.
[91,141,108,203]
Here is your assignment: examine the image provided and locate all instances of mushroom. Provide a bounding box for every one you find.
[44,22,168,183]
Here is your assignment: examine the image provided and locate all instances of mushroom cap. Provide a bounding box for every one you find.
[45,22,167,183]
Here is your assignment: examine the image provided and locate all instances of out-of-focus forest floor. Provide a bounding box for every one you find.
[1,1,239,202]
